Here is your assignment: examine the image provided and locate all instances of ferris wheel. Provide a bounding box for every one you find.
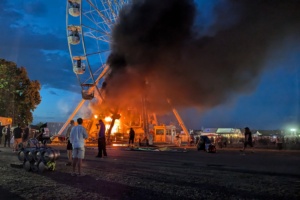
[66,0,129,100]
[62,0,190,139]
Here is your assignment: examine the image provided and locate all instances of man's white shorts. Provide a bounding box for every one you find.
[72,147,85,159]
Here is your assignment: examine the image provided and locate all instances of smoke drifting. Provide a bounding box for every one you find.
[104,0,300,114]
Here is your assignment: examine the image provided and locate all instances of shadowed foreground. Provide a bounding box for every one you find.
[0,145,299,200]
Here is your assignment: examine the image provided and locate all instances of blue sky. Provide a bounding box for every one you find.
[0,0,299,130]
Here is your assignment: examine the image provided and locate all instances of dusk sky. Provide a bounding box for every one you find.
[0,0,299,131]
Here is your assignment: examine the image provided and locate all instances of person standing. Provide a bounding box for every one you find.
[0,122,4,145]
[96,119,107,158]
[22,124,30,142]
[3,125,11,147]
[13,123,23,152]
[65,120,75,166]
[128,128,135,147]
[41,124,50,145]
[241,127,254,153]
[70,118,88,176]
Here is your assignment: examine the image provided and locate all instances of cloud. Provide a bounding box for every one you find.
[0,0,79,92]
[105,0,300,116]
[48,90,58,96]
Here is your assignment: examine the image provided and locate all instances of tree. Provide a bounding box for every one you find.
[0,59,41,126]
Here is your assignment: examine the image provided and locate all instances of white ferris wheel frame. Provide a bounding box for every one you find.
[66,0,129,99]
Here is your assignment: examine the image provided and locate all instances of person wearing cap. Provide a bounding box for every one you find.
[241,127,254,153]
[66,120,75,166]
[96,119,107,158]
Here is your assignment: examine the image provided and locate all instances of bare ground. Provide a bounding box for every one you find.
[0,145,299,200]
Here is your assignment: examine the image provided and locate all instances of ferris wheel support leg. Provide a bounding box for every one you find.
[166,99,189,136]
[56,99,86,136]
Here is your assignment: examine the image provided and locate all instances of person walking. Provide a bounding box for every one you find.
[128,127,135,147]
[96,119,107,158]
[4,125,11,148]
[70,118,88,176]
[13,123,23,152]
[240,127,254,153]
[65,120,75,166]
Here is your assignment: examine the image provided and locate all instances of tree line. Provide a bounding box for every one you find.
[0,59,41,126]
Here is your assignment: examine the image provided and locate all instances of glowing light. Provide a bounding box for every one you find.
[105,117,112,122]
[94,115,98,119]
[290,128,296,132]
[112,119,120,134]
[104,118,121,135]
[112,143,128,147]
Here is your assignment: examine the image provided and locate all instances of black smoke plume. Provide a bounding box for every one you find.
[105,0,300,114]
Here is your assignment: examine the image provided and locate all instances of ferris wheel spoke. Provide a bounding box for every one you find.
[106,0,118,19]
[83,65,109,84]
[86,0,112,28]
[82,10,112,33]
[85,49,111,57]
[67,0,129,101]
[81,24,110,37]
[114,0,126,14]
[84,34,110,43]
[119,0,126,6]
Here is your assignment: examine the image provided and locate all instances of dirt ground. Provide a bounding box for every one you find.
[0,144,299,200]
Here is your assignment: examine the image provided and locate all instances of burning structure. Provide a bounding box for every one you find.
[63,0,300,144]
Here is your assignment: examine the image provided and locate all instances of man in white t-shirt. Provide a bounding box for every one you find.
[70,118,88,176]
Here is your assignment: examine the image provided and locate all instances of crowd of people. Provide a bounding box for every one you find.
[0,118,134,177]
[2,120,298,177]
[65,118,109,176]
[0,122,30,151]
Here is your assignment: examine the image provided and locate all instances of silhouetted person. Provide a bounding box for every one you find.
[128,128,135,147]
[23,124,29,142]
[66,120,75,166]
[4,125,11,148]
[241,127,254,153]
[13,123,23,151]
[189,135,195,146]
[0,122,4,145]
[96,119,107,158]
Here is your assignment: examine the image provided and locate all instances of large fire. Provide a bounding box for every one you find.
[104,116,120,135]
[82,112,122,141]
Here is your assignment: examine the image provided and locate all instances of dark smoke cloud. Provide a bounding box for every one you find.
[105,0,300,114]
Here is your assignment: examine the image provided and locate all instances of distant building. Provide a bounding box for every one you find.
[194,128,243,138]
[201,128,218,136]
[253,130,283,137]
[216,128,242,137]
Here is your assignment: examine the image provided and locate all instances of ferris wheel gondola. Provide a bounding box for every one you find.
[66,0,129,100]
[72,56,86,74]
